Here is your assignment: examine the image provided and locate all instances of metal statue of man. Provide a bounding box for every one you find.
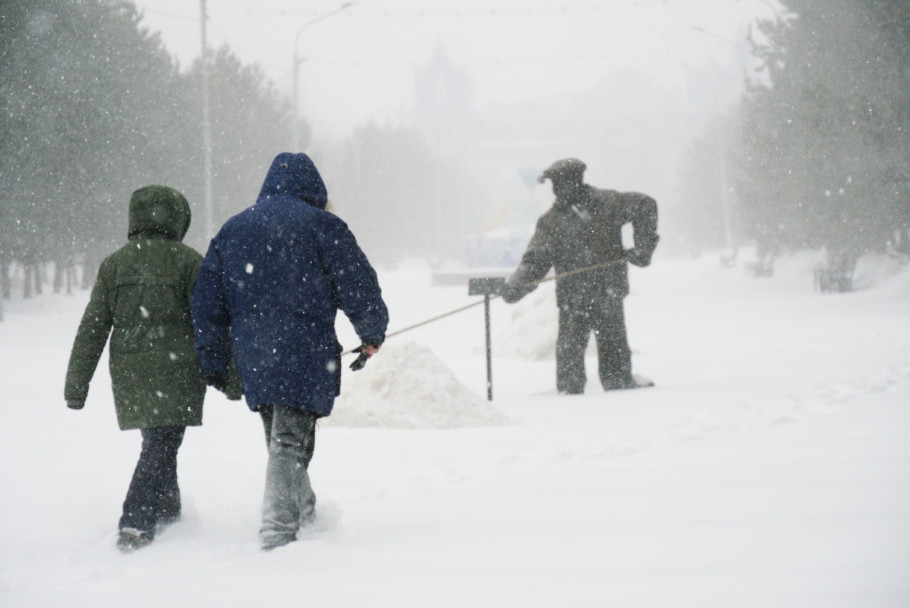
[500,158,659,394]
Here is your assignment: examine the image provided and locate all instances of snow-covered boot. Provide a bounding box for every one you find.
[117,527,153,553]
[603,374,654,391]
[628,374,655,389]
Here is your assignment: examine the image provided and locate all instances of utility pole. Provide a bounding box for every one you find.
[200,0,214,238]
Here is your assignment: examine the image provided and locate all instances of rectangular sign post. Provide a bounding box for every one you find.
[468,277,505,401]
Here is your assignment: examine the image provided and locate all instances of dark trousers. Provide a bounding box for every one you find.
[258,404,318,547]
[557,298,632,394]
[119,426,186,537]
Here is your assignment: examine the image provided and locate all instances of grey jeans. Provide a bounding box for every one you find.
[258,404,318,547]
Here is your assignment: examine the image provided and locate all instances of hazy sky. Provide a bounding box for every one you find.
[135,0,778,140]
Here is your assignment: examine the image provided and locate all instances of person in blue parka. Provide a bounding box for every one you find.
[191,152,389,550]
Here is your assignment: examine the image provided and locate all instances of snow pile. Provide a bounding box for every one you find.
[326,341,507,428]
[489,282,608,361]
[487,283,557,361]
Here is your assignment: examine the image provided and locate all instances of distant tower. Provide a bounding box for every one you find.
[414,42,473,116]
[412,42,477,263]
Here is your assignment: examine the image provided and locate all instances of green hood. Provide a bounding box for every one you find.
[128,185,191,241]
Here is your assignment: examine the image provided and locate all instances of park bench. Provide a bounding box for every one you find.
[744,259,774,277]
[814,266,854,293]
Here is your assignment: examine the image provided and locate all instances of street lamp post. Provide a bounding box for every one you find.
[200,0,214,238]
[689,25,749,253]
[292,2,355,150]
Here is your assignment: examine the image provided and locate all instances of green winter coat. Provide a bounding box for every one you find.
[65,185,206,430]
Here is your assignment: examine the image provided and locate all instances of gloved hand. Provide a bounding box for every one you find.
[67,400,85,410]
[624,248,652,267]
[500,283,523,304]
[223,363,244,401]
[204,371,228,392]
[349,344,380,371]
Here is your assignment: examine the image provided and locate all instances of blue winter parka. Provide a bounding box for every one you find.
[191,153,389,416]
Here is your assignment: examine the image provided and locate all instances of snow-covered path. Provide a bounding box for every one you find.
[1,253,908,607]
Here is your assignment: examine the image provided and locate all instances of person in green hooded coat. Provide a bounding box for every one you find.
[64,185,232,552]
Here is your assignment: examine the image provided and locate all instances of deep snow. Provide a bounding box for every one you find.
[1,251,909,607]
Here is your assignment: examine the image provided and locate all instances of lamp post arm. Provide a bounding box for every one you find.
[294,2,355,57]
[291,2,355,150]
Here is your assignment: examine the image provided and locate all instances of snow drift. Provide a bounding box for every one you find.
[327,341,507,428]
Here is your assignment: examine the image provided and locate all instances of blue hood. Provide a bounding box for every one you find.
[257,152,328,209]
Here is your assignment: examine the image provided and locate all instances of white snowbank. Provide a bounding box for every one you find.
[326,341,507,428]
[490,282,560,361]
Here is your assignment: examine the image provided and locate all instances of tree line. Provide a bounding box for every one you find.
[1,1,480,304]
[678,0,909,266]
[0,0,299,298]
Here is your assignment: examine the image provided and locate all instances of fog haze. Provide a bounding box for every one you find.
[138,0,759,137]
[2,0,905,294]
[134,0,768,260]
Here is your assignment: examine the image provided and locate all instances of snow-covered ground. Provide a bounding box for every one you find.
[1,251,909,607]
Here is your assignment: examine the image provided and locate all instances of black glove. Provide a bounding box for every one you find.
[349,345,378,371]
[204,372,228,392]
[67,400,85,410]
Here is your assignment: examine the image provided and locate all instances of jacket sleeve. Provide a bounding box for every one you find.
[621,193,660,267]
[320,217,389,345]
[191,234,232,374]
[184,250,203,304]
[64,260,114,404]
[503,216,554,301]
